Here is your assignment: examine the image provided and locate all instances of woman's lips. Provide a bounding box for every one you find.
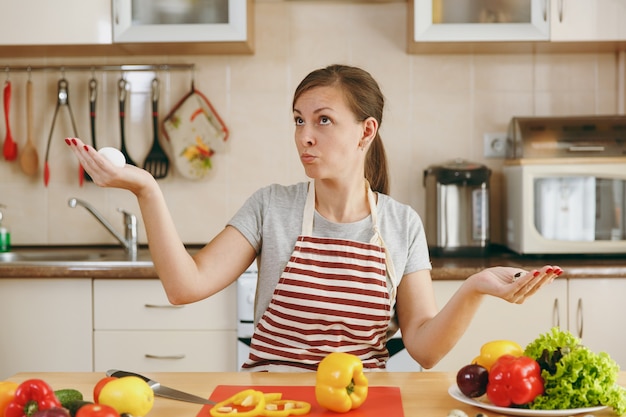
[300,153,316,163]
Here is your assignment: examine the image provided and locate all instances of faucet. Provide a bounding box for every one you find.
[68,198,138,259]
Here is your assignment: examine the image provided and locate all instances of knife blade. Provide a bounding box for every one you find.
[106,369,215,405]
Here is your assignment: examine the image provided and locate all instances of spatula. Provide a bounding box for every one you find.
[3,80,17,161]
[19,79,38,175]
[143,78,169,179]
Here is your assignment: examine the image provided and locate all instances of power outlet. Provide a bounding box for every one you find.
[483,132,507,158]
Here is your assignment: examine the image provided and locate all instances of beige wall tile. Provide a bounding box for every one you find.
[0,2,621,254]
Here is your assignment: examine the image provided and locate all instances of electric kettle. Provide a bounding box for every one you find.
[423,159,491,256]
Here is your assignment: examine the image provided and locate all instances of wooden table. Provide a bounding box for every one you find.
[7,371,626,416]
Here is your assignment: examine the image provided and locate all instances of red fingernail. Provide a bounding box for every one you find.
[65,138,71,145]
[84,145,89,152]
[533,271,540,277]
[546,268,553,274]
[71,138,77,146]
[555,268,563,275]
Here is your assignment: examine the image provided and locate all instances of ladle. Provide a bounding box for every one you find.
[19,79,38,175]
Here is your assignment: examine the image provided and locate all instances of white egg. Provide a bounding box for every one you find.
[98,147,126,168]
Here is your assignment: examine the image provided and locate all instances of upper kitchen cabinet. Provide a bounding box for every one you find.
[0,0,253,57]
[408,0,626,53]
[411,0,549,43]
[0,0,112,45]
[111,0,254,54]
[549,0,626,42]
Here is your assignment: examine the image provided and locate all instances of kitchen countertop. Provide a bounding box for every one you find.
[7,371,626,417]
[0,245,624,279]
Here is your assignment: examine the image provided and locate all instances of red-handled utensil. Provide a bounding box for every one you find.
[3,80,18,161]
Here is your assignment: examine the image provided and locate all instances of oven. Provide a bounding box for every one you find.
[235,269,421,371]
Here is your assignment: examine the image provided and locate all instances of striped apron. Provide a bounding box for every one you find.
[242,181,398,371]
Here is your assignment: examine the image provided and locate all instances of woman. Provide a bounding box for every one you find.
[67,64,560,372]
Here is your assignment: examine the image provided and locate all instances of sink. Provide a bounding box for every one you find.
[0,247,154,266]
[0,251,106,263]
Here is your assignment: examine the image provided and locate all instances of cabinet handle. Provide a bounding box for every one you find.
[542,0,547,21]
[145,354,186,360]
[552,298,560,327]
[144,304,184,309]
[576,298,584,338]
[558,0,564,22]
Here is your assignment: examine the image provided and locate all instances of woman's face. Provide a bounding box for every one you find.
[293,86,372,182]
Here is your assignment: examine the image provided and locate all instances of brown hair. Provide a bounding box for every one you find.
[292,64,390,195]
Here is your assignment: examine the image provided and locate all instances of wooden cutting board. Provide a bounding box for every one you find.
[197,385,404,417]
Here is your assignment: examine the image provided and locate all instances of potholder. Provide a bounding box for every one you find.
[162,87,229,180]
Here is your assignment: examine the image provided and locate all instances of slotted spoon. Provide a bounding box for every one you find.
[143,78,169,179]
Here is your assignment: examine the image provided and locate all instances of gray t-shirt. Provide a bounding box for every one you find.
[227,182,432,324]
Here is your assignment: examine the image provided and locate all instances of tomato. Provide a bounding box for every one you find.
[98,376,154,417]
[93,377,117,404]
[76,403,120,417]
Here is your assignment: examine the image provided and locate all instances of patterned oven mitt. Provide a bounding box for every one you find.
[163,87,229,180]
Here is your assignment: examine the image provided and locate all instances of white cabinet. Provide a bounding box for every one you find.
[568,278,626,369]
[113,0,249,43]
[426,278,567,372]
[0,0,253,54]
[409,0,626,50]
[0,0,112,45]
[411,0,549,42]
[0,279,93,380]
[550,0,626,41]
[93,279,238,372]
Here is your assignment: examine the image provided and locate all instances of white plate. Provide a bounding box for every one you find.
[448,385,608,416]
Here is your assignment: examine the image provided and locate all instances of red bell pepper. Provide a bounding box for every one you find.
[486,354,544,407]
[5,379,62,417]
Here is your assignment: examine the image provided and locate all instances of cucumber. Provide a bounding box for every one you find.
[54,389,84,408]
[64,401,93,417]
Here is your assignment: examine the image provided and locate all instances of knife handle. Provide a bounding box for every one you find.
[107,369,151,383]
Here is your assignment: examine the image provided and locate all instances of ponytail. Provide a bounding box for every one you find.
[365,134,389,195]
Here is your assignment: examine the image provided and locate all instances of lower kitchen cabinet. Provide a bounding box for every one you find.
[94,330,236,372]
[0,278,93,379]
[93,279,238,372]
[426,278,568,372]
[568,278,626,369]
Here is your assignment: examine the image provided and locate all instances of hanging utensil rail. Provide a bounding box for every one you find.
[2,64,194,74]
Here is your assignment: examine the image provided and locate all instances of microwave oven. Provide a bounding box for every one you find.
[503,158,626,255]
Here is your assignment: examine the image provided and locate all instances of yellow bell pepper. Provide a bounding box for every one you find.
[210,389,266,417]
[472,340,523,371]
[0,381,19,417]
[315,352,368,413]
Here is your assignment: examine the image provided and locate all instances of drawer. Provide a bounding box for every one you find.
[94,279,236,330]
[94,330,238,372]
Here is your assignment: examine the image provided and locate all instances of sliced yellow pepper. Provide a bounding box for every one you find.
[315,352,368,413]
[210,389,266,417]
[472,340,523,371]
[262,399,311,416]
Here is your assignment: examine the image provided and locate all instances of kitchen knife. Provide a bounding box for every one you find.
[106,369,215,405]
